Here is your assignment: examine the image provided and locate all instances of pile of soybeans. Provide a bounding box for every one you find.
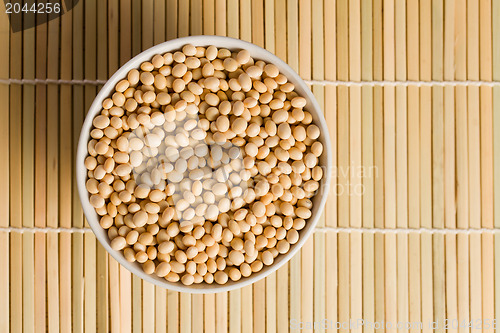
[85,44,324,286]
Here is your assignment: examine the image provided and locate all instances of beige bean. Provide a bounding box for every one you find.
[174,250,187,264]
[156,262,171,277]
[93,115,110,129]
[127,69,140,85]
[291,96,307,108]
[131,211,147,228]
[288,147,303,161]
[181,274,195,285]
[271,109,288,124]
[124,248,136,262]
[165,272,180,282]
[215,115,230,132]
[171,63,187,77]
[90,194,105,208]
[185,56,201,69]
[279,201,294,216]
[110,236,127,250]
[276,239,290,254]
[231,117,247,134]
[287,229,300,244]
[254,180,270,197]
[172,78,186,93]
[277,123,291,139]
[170,261,186,274]
[306,124,320,139]
[216,257,226,271]
[151,54,165,68]
[263,64,279,77]
[269,99,284,110]
[205,92,220,106]
[303,180,319,192]
[142,260,155,274]
[238,73,252,92]
[266,237,277,248]
[312,166,324,181]
[252,201,266,218]
[153,93,170,106]
[228,250,245,266]
[223,57,239,72]
[112,92,126,106]
[236,49,251,64]
[246,65,263,78]
[193,252,209,264]
[140,61,154,72]
[225,268,240,282]
[134,251,148,263]
[158,240,175,254]
[205,45,218,60]
[231,237,245,251]
[244,142,258,157]
[214,271,228,285]
[251,260,263,272]
[99,215,113,229]
[311,141,323,156]
[138,232,154,245]
[262,250,274,265]
[85,156,98,171]
[239,263,251,277]
[139,71,154,85]
[304,153,318,168]
[124,230,139,244]
[206,243,220,258]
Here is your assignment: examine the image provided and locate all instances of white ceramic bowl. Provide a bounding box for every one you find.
[77,36,332,293]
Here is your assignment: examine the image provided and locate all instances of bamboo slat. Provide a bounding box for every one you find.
[250,0,264,47]
[204,293,215,333]
[22,9,36,333]
[275,0,286,62]
[287,3,301,331]
[8,5,22,330]
[132,276,142,332]
[0,1,10,332]
[479,5,495,326]
[338,233,350,333]
[239,0,251,42]
[494,1,500,324]
[109,258,120,333]
[286,0,299,72]
[407,17,420,328]
[34,10,48,332]
[214,0,226,36]
[58,35,73,329]
[202,0,214,35]
[228,289,241,333]
[227,0,239,39]
[264,0,274,53]
[155,286,167,333]
[178,0,189,38]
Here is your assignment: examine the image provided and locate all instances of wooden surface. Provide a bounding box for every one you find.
[1,0,499,332]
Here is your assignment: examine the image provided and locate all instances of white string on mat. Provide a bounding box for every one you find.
[0,226,497,234]
[304,79,500,87]
[0,226,93,233]
[1,77,500,87]
[315,226,499,234]
[0,78,107,86]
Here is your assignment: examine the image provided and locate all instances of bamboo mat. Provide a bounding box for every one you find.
[0,0,499,332]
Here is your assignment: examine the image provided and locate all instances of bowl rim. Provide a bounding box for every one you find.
[77,35,332,293]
